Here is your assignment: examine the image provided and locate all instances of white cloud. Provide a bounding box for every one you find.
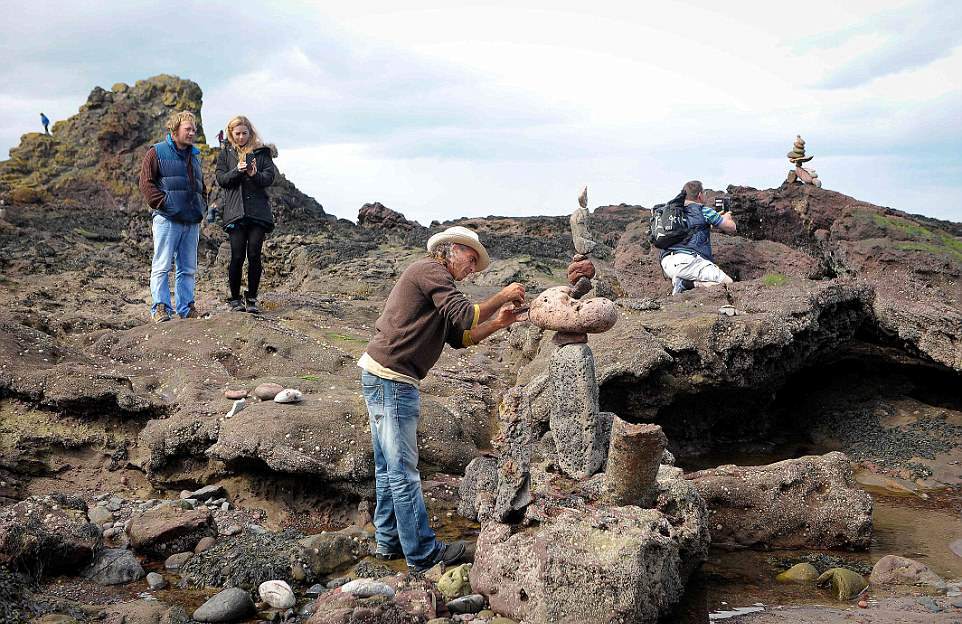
[1,0,960,223]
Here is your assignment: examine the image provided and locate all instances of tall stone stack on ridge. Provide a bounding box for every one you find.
[460,188,710,624]
[786,134,822,187]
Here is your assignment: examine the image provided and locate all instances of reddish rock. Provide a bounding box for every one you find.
[567,258,596,284]
[357,202,420,231]
[393,588,438,619]
[224,389,247,400]
[253,383,284,400]
[869,555,945,588]
[529,286,617,334]
[194,536,216,553]
[551,331,587,346]
[127,504,216,559]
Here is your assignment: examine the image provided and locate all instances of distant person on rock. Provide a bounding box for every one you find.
[660,180,736,295]
[216,129,225,147]
[40,112,50,135]
[139,110,207,321]
[358,226,527,573]
[215,115,277,314]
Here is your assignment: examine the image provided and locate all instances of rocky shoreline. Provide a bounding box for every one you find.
[1,75,961,622]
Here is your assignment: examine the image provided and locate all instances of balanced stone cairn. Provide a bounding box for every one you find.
[526,188,667,493]
[459,187,706,623]
[786,134,822,188]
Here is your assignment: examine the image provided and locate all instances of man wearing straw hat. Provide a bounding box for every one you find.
[358,225,526,572]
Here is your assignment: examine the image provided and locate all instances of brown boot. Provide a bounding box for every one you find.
[182,303,200,319]
[151,304,171,323]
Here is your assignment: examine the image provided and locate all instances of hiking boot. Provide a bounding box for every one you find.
[227,298,245,312]
[245,295,260,314]
[671,278,695,295]
[372,545,404,561]
[408,540,467,573]
[151,304,171,323]
[182,303,200,319]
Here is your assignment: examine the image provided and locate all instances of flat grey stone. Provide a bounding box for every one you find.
[81,548,145,586]
[193,587,255,623]
[164,551,193,571]
[188,485,226,502]
[916,597,942,613]
[146,571,167,590]
[88,506,114,525]
[446,594,486,614]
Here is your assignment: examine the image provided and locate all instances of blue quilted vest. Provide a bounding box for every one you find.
[154,134,204,223]
[665,203,713,261]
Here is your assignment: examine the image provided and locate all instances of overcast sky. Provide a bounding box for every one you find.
[3,0,960,223]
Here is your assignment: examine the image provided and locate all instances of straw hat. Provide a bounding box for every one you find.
[427,226,491,271]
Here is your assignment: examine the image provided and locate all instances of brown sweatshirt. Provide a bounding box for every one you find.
[365,258,480,380]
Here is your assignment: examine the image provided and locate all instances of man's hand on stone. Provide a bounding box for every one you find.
[495,303,526,328]
[499,282,526,306]
[567,258,595,285]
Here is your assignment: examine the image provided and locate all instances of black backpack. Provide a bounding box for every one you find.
[649,190,691,249]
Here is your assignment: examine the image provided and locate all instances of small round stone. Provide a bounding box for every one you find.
[253,383,284,400]
[224,389,248,400]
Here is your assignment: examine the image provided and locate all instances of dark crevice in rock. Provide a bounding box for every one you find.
[600,339,962,471]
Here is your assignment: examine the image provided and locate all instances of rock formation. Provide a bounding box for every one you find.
[686,452,872,549]
[461,188,710,623]
[0,74,960,621]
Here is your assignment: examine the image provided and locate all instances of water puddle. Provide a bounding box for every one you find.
[708,604,765,620]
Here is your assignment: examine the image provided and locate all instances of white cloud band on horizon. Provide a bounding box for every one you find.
[2,0,960,223]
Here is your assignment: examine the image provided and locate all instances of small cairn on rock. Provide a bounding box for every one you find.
[460,187,710,624]
[786,134,822,187]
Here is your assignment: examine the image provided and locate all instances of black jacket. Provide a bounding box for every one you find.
[215,144,277,231]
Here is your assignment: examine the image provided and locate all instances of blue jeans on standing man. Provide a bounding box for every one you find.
[360,370,440,569]
[150,214,200,318]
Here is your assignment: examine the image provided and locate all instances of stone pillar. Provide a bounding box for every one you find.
[549,343,606,479]
[493,387,533,521]
[604,416,667,508]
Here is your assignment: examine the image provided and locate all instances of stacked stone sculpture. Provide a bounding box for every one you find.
[460,187,709,624]
[786,134,822,187]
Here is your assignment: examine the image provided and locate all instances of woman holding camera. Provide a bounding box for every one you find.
[215,115,277,313]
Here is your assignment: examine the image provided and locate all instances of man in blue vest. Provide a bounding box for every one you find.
[40,113,50,134]
[139,111,207,321]
[660,180,736,295]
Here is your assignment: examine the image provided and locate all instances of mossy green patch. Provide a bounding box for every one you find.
[895,241,962,263]
[300,374,320,382]
[871,213,933,239]
[871,213,962,262]
[0,405,117,452]
[762,273,788,287]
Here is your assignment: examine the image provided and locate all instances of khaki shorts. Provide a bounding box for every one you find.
[661,252,732,285]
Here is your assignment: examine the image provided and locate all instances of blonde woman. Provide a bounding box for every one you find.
[215,115,277,313]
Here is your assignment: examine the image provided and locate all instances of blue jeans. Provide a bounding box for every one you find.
[360,370,440,568]
[150,214,200,317]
